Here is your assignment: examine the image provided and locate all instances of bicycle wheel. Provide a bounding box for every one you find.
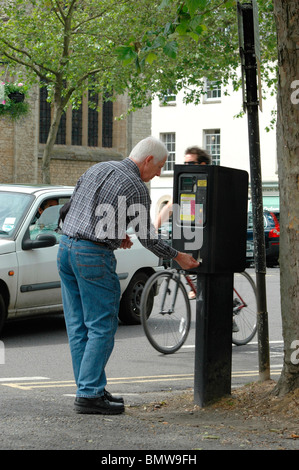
[140,270,191,354]
[232,271,257,345]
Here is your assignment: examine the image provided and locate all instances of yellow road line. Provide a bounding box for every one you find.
[1,375,193,390]
[0,369,282,391]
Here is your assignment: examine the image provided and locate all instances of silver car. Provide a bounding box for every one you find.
[0,185,162,336]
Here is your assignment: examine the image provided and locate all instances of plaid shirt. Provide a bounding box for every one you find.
[63,158,178,259]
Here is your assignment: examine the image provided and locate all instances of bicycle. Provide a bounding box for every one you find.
[140,269,257,354]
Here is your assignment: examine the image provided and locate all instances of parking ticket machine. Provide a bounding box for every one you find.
[172,165,249,407]
[172,164,249,273]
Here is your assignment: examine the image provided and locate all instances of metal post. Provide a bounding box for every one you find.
[194,273,233,407]
[240,2,270,380]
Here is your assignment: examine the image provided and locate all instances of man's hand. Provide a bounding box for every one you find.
[174,252,200,270]
[120,234,133,249]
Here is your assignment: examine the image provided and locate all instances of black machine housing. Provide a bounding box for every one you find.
[172,165,249,274]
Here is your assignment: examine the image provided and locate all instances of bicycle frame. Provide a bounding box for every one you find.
[232,288,248,318]
[185,273,247,313]
[159,271,182,314]
[185,274,197,294]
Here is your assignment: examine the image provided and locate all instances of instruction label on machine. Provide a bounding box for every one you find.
[180,193,196,222]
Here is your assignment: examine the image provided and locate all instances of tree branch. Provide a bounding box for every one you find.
[0,50,53,83]
[49,0,66,25]
[71,0,132,32]
[0,38,58,77]
[62,65,112,106]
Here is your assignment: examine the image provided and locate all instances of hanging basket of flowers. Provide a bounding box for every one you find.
[0,82,30,120]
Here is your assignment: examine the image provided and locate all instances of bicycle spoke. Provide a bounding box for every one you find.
[232,272,257,345]
[141,271,191,354]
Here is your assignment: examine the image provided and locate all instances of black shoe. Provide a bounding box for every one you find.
[104,389,124,404]
[74,396,124,415]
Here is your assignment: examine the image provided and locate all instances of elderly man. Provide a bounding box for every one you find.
[58,136,199,415]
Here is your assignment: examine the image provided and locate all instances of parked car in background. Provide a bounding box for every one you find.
[246,210,280,267]
[0,185,163,336]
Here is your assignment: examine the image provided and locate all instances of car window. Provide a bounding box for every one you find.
[29,205,62,242]
[247,213,253,229]
[29,196,71,243]
[248,211,277,230]
[264,212,274,228]
[272,211,280,224]
[0,191,34,238]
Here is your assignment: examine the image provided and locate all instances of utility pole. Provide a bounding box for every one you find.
[237,0,270,381]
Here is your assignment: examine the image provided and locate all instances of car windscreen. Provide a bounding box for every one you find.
[0,191,34,238]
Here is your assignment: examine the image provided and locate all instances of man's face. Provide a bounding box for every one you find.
[184,153,199,165]
[43,199,58,210]
[38,199,58,215]
[141,155,168,182]
[184,153,207,165]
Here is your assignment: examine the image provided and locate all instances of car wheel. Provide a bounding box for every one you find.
[118,271,154,325]
[0,293,7,338]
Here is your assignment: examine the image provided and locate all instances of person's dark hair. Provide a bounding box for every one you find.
[185,146,212,164]
[40,198,58,211]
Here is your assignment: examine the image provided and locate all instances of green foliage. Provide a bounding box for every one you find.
[0,0,277,115]
[0,81,29,120]
[115,0,277,108]
[0,0,163,110]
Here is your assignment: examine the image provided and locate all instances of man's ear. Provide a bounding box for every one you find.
[145,155,154,164]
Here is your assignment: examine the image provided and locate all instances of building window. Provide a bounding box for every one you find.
[102,99,113,148]
[72,105,82,145]
[88,92,98,147]
[56,112,66,144]
[39,88,114,149]
[39,86,51,144]
[204,80,221,101]
[160,133,176,172]
[160,89,176,106]
[204,129,220,165]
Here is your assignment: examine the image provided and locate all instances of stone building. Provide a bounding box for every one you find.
[0,85,151,186]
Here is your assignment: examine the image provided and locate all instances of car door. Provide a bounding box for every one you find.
[15,193,71,312]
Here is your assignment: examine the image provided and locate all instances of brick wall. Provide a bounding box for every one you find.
[14,87,39,183]
[0,87,151,186]
[0,88,39,184]
[37,145,124,186]
[0,117,14,183]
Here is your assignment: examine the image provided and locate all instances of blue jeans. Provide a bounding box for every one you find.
[57,235,121,398]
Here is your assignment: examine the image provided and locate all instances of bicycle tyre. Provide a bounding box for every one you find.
[140,270,191,354]
[232,271,257,345]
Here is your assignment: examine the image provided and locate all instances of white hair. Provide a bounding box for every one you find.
[129,136,168,163]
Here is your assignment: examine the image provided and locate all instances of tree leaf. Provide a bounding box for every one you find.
[186,0,208,17]
[115,46,137,64]
[145,51,158,64]
[163,40,178,59]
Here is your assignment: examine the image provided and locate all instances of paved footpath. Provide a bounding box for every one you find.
[1,382,299,453]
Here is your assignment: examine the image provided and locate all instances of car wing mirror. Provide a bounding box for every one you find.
[22,233,57,250]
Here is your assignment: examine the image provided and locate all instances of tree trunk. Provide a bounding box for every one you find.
[273,0,299,395]
[41,101,63,184]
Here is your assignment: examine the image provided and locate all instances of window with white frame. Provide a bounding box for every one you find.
[160,133,176,172]
[204,129,220,165]
[204,80,221,101]
[160,89,176,105]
